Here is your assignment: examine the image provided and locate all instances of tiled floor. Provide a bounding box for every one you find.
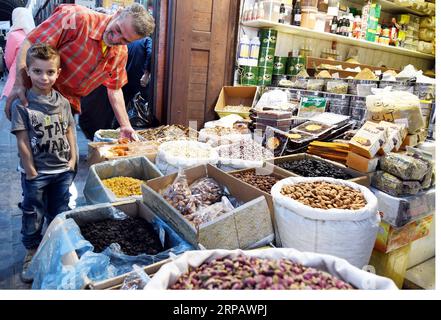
[0,76,90,289]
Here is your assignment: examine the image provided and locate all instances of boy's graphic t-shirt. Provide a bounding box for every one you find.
[10,89,75,174]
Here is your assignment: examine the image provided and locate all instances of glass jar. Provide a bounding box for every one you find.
[301,8,318,30]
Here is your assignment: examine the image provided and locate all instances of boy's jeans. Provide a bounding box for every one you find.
[20,170,75,250]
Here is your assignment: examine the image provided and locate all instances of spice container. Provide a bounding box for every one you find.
[273,56,287,75]
[291,77,309,89]
[306,79,325,91]
[326,80,348,94]
[347,79,379,95]
[301,8,318,29]
[324,93,351,116]
[286,56,306,76]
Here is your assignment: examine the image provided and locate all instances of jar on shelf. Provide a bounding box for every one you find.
[301,8,318,30]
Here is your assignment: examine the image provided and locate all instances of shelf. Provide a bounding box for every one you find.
[352,0,431,17]
[242,20,435,61]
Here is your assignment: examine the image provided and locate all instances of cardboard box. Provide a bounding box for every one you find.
[142,164,274,249]
[346,151,379,173]
[378,121,407,152]
[214,86,258,119]
[84,156,163,204]
[349,121,387,158]
[374,214,433,253]
[269,153,371,187]
[399,134,419,150]
[227,163,296,246]
[88,141,158,166]
[369,244,411,289]
[63,200,190,289]
[371,187,435,228]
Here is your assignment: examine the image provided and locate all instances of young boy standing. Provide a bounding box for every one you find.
[10,43,77,283]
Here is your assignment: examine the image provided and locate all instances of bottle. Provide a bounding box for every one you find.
[336,17,343,35]
[279,3,286,24]
[344,18,350,37]
[293,0,301,26]
[390,17,399,46]
[252,1,259,20]
[238,34,250,65]
[352,15,361,39]
[330,16,338,33]
[249,36,260,66]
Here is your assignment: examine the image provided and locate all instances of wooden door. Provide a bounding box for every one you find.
[166,0,239,128]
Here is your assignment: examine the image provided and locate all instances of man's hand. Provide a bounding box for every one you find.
[5,83,28,120]
[119,125,138,141]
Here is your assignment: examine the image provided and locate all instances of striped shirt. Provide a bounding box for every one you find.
[26,4,128,114]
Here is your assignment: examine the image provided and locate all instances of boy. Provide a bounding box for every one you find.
[10,43,77,283]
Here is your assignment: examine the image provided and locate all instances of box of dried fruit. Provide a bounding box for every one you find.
[87,141,158,166]
[142,164,274,250]
[84,156,163,204]
[269,153,370,187]
[216,140,274,170]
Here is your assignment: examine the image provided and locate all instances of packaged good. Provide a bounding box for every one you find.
[419,28,435,42]
[419,16,435,29]
[284,131,316,152]
[306,79,325,91]
[346,151,379,173]
[256,110,292,119]
[326,80,348,94]
[198,127,251,147]
[378,121,407,152]
[262,127,290,157]
[293,120,332,136]
[307,141,349,164]
[297,97,327,118]
[349,96,367,121]
[378,81,414,94]
[371,188,435,228]
[189,177,223,207]
[292,77,309,89]
[301,8,318,29]
[379,153,429,181]
[185,196,234,226]
[366,91,424,134]
[417,41,434,54]
[162,171,199,216]
[309,112,350,127]
[349,121,386,158]
[371,171,422,196]
[347,79,378,95]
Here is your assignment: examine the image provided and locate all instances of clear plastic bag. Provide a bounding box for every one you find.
[185,196,235,226]
[120,264,151,290]
[189,177,223,207]
[161,169,200,216]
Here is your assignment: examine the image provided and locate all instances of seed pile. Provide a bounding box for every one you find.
[232,171,280,193]
[281,181,366,210]
[170,256,353,290]
[278,159,352,179]
[102,177,144,198]
[79,217,164,255]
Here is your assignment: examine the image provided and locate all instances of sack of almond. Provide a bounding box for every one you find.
[271,177,380,268]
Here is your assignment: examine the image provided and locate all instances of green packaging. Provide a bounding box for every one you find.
[257,67,273,86]
[273,56,287,75]
[286,56,306,76]
[239,65,259,85]
[259,28,278,48]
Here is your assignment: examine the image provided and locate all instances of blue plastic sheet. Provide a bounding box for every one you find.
[28,207,193,289]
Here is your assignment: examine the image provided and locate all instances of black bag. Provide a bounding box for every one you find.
[125,92,159,129]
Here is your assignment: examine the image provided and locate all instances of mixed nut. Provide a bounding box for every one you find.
[170,256,354,290]
[278,159,353,180]
[281,181,367,210]
[232,170,280,193]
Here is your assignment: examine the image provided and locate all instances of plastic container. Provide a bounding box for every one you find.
[286,56,306,76]
[301,8,317,29]
[314,12,327,32]
[326,80,348,94]
[298,89,323,98]
[347,79,379,95]
[378,81,414,94]
[273,56,287,75]
[262,0,282,23]
[290,77,309,89]
[255,123,291,132]
[350,96,367,121]
[414,83,435,101]
[306,79,325,91]
[357,83,377,97]
[325,93,351,116]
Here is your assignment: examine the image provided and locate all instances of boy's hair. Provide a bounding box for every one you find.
[26,43,60,68]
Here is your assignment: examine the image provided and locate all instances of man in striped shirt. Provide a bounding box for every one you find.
[5,3,155,140]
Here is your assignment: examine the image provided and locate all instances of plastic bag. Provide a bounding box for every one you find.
[126,92,159,129]
[379,153,429,181]
[120,265,151,290]
[419,28,435,42]
[366,91,424,134]
[162,169,200,216]
[185,196,235,226]
[255,90,290,111]
[417,41,434,54]
[189,177,223,207]
[420,16,435,29]
[372,171,422,196]
[198,127,252,147]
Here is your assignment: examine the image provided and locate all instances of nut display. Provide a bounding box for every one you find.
[136,125,195,143]
[190,177,223,206]
[222,105,251,113]
[217,141,274,161]
[170,256,354,290]
[101,177,144,198]
[160,142,213,159]
[232,171,280,193]
[163,178,198,216]
[278,159,352,180]
[280,181,367,210]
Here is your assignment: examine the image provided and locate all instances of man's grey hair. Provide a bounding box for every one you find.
[119,3,155,37]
